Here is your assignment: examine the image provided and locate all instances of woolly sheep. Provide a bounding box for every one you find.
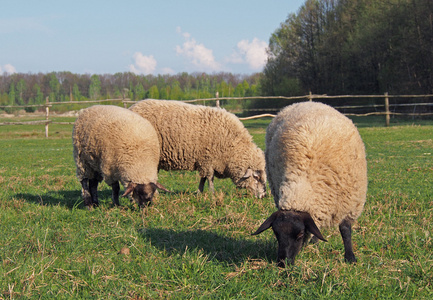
[129,99,267,198]
[252,101,367,267]
[72,105,169,209]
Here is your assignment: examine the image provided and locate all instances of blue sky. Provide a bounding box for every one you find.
[0,0,305,75]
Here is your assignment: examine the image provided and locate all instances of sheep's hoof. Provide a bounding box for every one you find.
[344,253,357,263]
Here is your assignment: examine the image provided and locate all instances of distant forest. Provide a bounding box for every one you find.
[1,0,432,113]
[0,72,261,112]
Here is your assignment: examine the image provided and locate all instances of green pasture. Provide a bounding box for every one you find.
[0,115,432,299]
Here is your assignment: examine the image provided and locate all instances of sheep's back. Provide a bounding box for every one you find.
[266,102,367,228]
[129,100,255,172]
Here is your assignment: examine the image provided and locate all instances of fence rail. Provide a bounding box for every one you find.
[1,93,432,137]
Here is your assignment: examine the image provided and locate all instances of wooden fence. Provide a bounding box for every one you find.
[1,93,432,137]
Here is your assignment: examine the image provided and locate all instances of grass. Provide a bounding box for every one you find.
[1,114,432,299]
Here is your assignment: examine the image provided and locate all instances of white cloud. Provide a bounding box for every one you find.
[228,38,268,70]
[176,26,190,39]
[0,64,17,74]
[175,28,221,72]
[129,52,157,75]
[161,67,175,75]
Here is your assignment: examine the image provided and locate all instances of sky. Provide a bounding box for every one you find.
[0,0,305,75]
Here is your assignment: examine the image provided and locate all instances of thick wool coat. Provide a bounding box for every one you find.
[265,102,367,228]
[129,100,266,193]
[72,105,160,187]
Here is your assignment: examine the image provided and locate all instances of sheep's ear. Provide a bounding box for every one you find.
[252,210,279,235]
[252,170,263,180]
[242,168,253,179]
[302,213,327,242]
[122,183,136,197]
[152,182,171,193]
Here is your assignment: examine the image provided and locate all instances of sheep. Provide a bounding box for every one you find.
[252,101,367,267]
[72,105,169,209]
[129,99,266,198]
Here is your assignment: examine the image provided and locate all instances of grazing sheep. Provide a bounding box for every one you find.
[72,105,169,209]
[129,99,266,198]
[253,101,367,267]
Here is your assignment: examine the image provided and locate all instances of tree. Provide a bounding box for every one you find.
[8,82,15,106]
[148,85,159,99]
[16,79,26,105]
[89,75,101,100]
[72,83,81,101]
[261,10,305,96]
[33,84,45,108]
[0,92,9,107]
[170,81,183,100]
[48,73,60,102]
[5,82,16,113]
[133,83,146,100]
[159,86,169,99]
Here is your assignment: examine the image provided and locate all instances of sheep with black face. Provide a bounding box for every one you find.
[253,102,367,267]
[72,105,169,209]
[129,99,266,198]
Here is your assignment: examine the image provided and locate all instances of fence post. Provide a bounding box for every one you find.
[215,91,220,108]
[45,97,49,138]
[384,92,390,127]
[308,91,313,101]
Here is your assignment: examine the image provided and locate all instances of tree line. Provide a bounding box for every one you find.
[261,0,433,97]
[0,72,261,112]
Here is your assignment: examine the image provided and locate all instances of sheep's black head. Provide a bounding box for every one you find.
[252,210,327,267]
[239,168,267,198]
[123,182,170,208]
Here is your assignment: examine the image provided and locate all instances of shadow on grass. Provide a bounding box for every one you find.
[16,189,194,210]
[138,227,276,265]
[16,189,111,210]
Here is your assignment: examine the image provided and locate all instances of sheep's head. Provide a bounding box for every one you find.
[237,168,267,198]
[252,210,327,267]
[122,182,170,208]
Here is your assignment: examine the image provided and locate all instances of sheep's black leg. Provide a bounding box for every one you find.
[111,181,120,206]
[198,177,207,193]
[81,179,93,208]
[89,178,99,207]
[339,218,357,263]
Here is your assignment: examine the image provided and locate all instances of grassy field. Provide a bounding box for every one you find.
[0,114,432,299]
